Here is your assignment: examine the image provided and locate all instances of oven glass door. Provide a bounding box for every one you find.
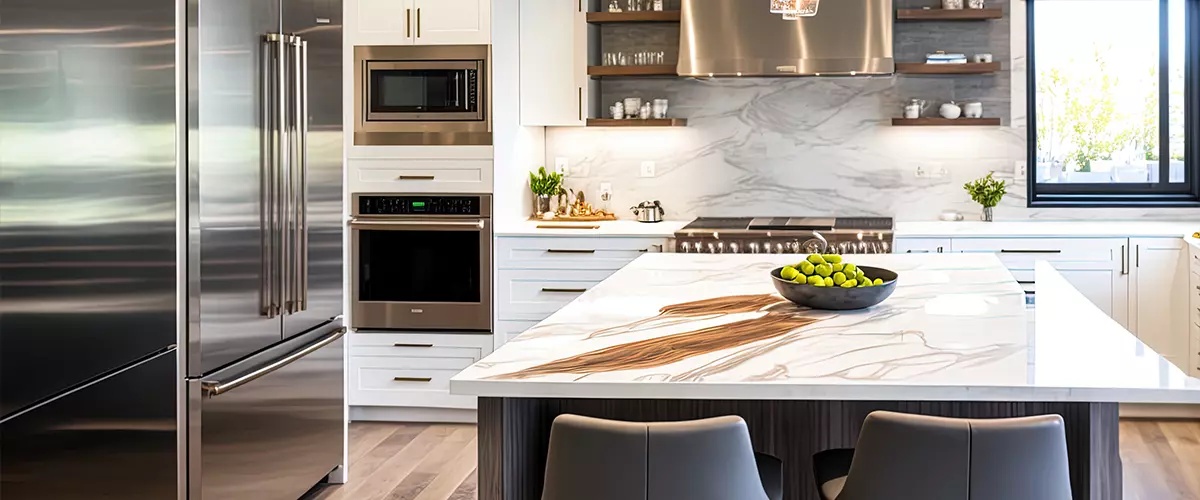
[366,61,481,121]
[352,220,491,331]
[359,228,480,302]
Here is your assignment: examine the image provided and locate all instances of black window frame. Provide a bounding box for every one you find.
[1027,0,1200,207]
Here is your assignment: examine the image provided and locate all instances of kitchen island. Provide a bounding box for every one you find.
[452,254,1200,500]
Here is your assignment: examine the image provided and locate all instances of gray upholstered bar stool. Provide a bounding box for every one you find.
[812,411,1072,500]
[541,414,783,500]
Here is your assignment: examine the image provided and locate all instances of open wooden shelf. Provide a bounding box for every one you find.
[588,65,678,77]
[587,118,688,127]
[892,117,1002,126]
[895,62,1001,74]
[586,11,681,23]
[896,8,1003,20]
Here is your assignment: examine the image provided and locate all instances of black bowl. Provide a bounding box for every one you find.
[770,265,899,310]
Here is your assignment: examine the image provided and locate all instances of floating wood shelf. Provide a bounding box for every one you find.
[892,117,1002,126]
[587,118,688,127]
[896,8,1003,20]
[895,62,1001,74]
[586,11,682,23]
[587,65,678,77]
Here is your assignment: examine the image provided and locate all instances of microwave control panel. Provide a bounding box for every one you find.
[358,195,482,216]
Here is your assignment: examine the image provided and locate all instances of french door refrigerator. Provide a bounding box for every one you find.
[185,0,345,499]
[0,0,346,498]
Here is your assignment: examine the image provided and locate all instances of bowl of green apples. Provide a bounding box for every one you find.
[769,254,898,310]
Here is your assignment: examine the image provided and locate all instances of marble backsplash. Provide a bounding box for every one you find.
[544,0,1199,221]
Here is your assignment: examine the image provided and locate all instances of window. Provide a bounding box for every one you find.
[1028,0,1200,206]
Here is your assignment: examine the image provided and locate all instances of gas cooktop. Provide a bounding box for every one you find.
[675,216,895,254]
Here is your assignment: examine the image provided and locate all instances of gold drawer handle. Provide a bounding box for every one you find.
[542,287,587,293]
[393,377,433,383]
[537,225,600,230]
[1000,249,1062,254]
[547,249,596,254]
[398,175,436,181]
[393,343,433,348]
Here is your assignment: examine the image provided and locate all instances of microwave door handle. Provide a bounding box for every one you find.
[453,72,461,108]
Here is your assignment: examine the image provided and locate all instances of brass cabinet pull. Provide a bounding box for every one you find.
[398,175,435,180]
[417,8,422,37]
[393,376,432,382]
[536,225,600,229]
[1000,249,1062,254]
[406,8,412,38]
[578,87,583,121]
[546,249,596,254]
[542,287,587,293]
[393,343,433,348]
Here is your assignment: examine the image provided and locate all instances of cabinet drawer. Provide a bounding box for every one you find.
[950,238,1120,269]
[893,238,951,254]
[348,332,490,410]
[348,158,492,194]
[497,237,665,270]
[496,269,613,321]
[496,320,540,345]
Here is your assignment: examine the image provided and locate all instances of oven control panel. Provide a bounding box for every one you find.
[357,195,482,216]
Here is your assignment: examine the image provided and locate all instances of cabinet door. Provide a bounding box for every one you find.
[354,0,414,45]
[520,0,588,125]
[1056,268,1126,326]
[414,0,491,45]
[892,238,950,254]
[1129,238,1189,370]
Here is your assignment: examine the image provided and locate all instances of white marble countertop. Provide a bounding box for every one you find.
[452,253,1200,403]
[494,219,689,238]
[895,220,1197,239]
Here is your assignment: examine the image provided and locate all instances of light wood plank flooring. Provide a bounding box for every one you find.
[308,420,1200,500]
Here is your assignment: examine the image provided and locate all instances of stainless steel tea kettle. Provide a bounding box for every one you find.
[631,200,665,223]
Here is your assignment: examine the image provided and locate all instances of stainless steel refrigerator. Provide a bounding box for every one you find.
[0,0,346,498]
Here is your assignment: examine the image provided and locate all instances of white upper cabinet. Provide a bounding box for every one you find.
[1129,238,1190,371]
[352,0,491,46]
[520,0,590,126]
[413,0,491,45]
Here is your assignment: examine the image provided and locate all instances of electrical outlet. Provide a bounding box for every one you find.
[599,182,613,201]
[1014,160,1028,184]
[555,157,569,176]
[640,161,656,178]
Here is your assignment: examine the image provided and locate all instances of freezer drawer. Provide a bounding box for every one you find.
[0,349,177,500]
[189,325,345,500]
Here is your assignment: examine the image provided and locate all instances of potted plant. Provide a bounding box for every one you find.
[963,172,1007,222]
[529,166,564,217]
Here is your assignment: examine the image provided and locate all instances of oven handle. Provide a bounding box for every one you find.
[350,219,487,230]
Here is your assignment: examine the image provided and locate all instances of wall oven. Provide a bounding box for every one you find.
[350,194,492,331]
[353,45,491,146]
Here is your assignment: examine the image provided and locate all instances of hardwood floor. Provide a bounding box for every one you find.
[309,420,1200,500]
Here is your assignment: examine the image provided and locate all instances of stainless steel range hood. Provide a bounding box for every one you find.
[678,0,894,77]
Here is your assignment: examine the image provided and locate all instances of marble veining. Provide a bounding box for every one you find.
[452,254,1200,402]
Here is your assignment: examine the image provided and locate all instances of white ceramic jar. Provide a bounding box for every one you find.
[939,102,962,119]
[963,102,983,118]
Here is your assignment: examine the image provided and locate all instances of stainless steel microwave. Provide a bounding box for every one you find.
[354,45,492,146]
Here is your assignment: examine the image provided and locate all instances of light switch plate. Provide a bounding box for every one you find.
[640,161,656,178]
[555,157,569,176]
[1014,160,1028,184]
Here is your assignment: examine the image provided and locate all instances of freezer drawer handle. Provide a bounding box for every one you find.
[394,343,434,348]
[200,327,346,397]
[394,376,433,382]
[542,287,588,293]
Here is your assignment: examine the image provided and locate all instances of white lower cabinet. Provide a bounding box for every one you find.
[1190,245,1200,375]
[1129,238,1191,373]
[941,237,1129,329]
[495,235,669,349]
[349,332,492,410]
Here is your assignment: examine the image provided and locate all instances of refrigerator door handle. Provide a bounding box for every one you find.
[261,33,287,318]
[276,33,293,316]
[290,36,309,313]
[200,327,346,397]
